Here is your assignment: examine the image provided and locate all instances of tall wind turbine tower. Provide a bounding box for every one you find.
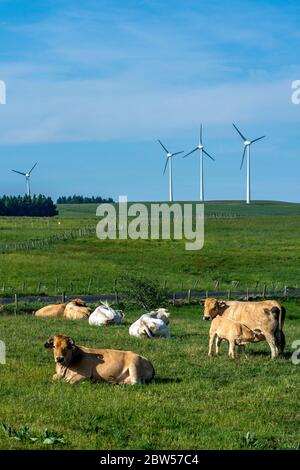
[232,124,265,204]
[183,124,215,202]
[157,140,184,202]
[11,162,38,197]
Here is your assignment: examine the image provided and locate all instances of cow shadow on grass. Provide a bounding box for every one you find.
[244,350,291,360]
[175,333,202,339]
[153,377,182,384]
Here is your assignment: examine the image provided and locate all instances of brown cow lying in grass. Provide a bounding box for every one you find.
[35,299,91,320]
[44,335,155,385]
[34,303,65,318]
[202,298,286,359]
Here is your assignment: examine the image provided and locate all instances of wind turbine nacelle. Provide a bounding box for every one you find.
[244,140,251,146]
[167,153,172,157]
[198,145,204,149]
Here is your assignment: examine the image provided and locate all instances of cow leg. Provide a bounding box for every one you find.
[228,340,235,358]
[208,334,215,357]
[215,336,222,355]
[276,330,286,354]
[237,344,246,355]
[265,334,279,359]
[128,365,142,385]
[67,373,87,384]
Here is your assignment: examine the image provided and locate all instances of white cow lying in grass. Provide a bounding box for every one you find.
[89,302,124,326]
[129,308,170,338]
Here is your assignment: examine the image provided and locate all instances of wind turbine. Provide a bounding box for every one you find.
[232,123,265,204]
[11,162,38,197]
[182,124,215,202]
[158,140,184,201]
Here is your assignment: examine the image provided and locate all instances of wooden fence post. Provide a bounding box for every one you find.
[187,289,191,304]
[88,278,93,293]
[14,294,18,315]
[173,292,176,306]
[227,289,231,300]
[62,292,66,303]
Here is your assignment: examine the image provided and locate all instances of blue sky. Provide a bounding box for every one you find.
[0,0,300,202]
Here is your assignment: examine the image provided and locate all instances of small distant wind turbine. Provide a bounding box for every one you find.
[183,124,215,202]
[232,124,265,204]
[11,162,38,197]
[158,140,184,201]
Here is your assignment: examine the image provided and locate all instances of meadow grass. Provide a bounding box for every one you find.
[57,200,300,218]
[1,209,300,295]
[0,303,299,450]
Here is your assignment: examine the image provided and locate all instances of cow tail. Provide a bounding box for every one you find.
[279,306,286,354]
[279,306,286,333]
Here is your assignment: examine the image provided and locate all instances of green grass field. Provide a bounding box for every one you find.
[0,201,300,295]
[0,200,300,450]
[0,303,300,450]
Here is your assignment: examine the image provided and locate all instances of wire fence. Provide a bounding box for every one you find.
[0,225,96,254]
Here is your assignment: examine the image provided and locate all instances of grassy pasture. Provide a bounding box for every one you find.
[0,201,299,450]
[0,303,299,450]
[0,201,300,295]
[57,200,300,218]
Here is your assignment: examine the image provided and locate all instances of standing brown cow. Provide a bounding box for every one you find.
[201,298,286,359]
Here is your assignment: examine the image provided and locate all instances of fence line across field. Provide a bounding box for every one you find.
[0,212,242,254]
[2,285,300,314]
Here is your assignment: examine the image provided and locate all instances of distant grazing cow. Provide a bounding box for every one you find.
[44,335,155,385]
[202,298,286,358]
[89,302,124,326]
[129,308,170,338]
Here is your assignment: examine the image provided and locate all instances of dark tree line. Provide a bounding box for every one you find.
[57,195,114,204]
[0,195,58,217]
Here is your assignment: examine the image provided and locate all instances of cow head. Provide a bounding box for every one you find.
[200,298,227,320]
[153,308,170,325]
[72,299,87,307]
[44,335,76,366]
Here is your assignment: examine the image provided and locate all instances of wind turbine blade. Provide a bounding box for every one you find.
[251,135,265,144]
[183,147,198,158]
[158,140,169,153]
[163,157,169,175]
[171,151,184,157]
[200,123,203,145]
[203,149,215,161]
[29,162,38,174]
[240,147,247,170]
[232,123,247,141]
[11,169,26,176]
